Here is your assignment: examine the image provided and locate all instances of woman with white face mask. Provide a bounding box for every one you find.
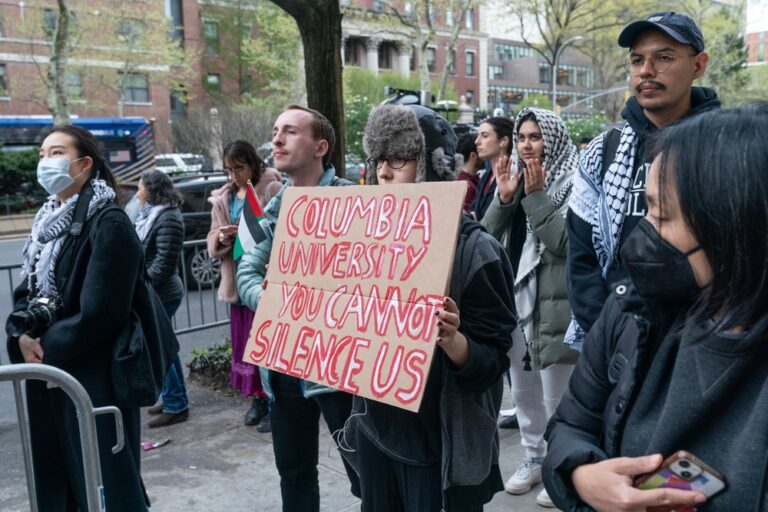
[6,125,151,510]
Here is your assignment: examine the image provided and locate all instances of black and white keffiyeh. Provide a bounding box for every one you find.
[511,108,578,348]
[21,179,115,300]
[134,203,169,242]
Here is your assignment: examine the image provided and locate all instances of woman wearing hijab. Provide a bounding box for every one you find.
[481,107,580,508]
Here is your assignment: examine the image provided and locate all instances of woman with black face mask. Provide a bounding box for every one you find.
[542,105,768,512]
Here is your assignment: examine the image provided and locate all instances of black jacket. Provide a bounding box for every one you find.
[566,87,720,333]
[542,280,768,512]
[468,168,497,221]
[6,203,149,511]
[142,207,184,303]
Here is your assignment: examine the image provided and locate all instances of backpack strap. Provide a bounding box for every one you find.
[601,128,622,182]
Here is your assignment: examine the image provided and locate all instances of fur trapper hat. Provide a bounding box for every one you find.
[363,104,457,184]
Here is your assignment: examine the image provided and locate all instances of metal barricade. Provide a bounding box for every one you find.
[0,239,231,346]
[0,364,124,512]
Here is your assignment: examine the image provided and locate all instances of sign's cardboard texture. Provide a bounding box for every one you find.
[242,182,467,412]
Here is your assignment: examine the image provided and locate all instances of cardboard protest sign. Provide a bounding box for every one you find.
[243,181,467,412]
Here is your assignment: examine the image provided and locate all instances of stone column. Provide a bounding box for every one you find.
[341,33,349,65]
[365,37,381,75]
[396,41,410,77]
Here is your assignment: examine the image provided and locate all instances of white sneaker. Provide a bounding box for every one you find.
[536,487,555,508]
[504,458,542,495]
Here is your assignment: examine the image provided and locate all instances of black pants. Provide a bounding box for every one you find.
[355,429,483,512]
[270,381,360,512]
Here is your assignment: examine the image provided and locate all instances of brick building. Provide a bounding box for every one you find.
[746,0,768,64]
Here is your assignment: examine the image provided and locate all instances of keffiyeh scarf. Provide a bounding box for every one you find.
[134,203,169,242]
[512,108,578,354]
[21,180,115,300]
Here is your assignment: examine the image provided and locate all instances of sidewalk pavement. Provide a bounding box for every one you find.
[0,328,551,512]
[0,214,34,239]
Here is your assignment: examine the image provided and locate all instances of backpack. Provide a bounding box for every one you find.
[601,128,622,181]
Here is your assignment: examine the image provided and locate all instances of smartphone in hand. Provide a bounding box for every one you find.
[635,451,726,511]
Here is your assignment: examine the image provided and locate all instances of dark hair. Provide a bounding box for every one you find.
[223,140,265,187]
[456,132,478,161]
[482,116,514,155]
[45,124,119,202]
[651,104,768,344]
[140,169,182,207]
[283,104,336,164]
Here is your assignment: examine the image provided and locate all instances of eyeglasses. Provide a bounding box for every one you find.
[225,165,250,174]
[366,157,415,170]
[623,53,699,74]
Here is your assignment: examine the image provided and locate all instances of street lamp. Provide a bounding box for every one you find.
[552,35,583,113]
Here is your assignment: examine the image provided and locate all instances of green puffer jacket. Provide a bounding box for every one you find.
[236,165,352,400]
[481,190,579,369]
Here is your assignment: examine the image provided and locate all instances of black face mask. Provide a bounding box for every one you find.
[620,218,702,301]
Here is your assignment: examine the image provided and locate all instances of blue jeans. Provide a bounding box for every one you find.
[161,299,188,414]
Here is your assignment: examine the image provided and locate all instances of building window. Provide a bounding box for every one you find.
[66,71,83,99]
[427,47,436,73]
[117,19,144,44]
[465,51,475,76]
[205,73,221,93]
[241,75,253,97]
[539,64,550,83]
[345,38,364,66]
[465,90,474,104]
[378,42,392,69]
[410,45,416,71]
[428,4,435,24]
[122,73,149,103]
[203,21,219,55]
[488,64,504,80]
[465,8,474,30]
[446,9,454,26]
[0,64,8,97]
[403,2,412,14]
[448,49,456,75]
[373,1,384,12]
[43,8,58,39]
[494,43,533,61]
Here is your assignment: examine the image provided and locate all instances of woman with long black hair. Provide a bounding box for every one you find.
[6,125,149,510]
[544,105,768,511]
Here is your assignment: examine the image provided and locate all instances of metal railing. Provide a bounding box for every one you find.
[0,364,124,512]
[0,239,230,340]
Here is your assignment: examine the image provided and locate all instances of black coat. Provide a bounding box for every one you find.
[6,203,149,511]
[142,207,184,304]
[542,283,691,511]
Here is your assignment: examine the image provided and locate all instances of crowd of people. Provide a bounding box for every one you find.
[5,9,767,512]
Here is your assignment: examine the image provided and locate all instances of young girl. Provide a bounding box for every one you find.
[344,104,518,512]
[481,108,580,508]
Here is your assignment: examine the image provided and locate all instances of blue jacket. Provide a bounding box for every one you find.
[235,165,351,400]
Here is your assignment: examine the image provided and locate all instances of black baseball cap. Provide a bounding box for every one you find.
[618,11,705,53]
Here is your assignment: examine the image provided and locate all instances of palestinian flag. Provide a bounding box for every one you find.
[233,182,267,261]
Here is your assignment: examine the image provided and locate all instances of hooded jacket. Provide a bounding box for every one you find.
[565,87,720,337]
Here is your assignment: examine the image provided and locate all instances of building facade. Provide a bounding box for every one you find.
[746,0,768,64]
[341,0,488,110]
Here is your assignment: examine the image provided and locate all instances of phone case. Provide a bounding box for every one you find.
[636,450,726,499]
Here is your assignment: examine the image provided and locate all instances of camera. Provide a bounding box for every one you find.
[9,297,61,338]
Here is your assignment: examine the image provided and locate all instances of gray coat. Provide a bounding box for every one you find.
[482,191,578,368]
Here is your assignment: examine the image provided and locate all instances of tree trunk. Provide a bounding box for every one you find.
[437,2,469,102]
[47,0,71,125]
[270,0,345,177]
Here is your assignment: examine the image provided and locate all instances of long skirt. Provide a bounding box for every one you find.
[229,303,266,398]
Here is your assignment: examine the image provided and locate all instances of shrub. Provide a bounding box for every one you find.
[188,341,233,391]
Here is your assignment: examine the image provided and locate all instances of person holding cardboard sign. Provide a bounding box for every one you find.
[236,105,361,511]
[340,104,518,512]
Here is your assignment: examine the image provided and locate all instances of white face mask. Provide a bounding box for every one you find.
[36,157,86,195]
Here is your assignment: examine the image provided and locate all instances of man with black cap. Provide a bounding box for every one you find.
[565,12,720,345]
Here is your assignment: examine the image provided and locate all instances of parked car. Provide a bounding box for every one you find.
[155,153,208,175]
[123,172,228,290]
